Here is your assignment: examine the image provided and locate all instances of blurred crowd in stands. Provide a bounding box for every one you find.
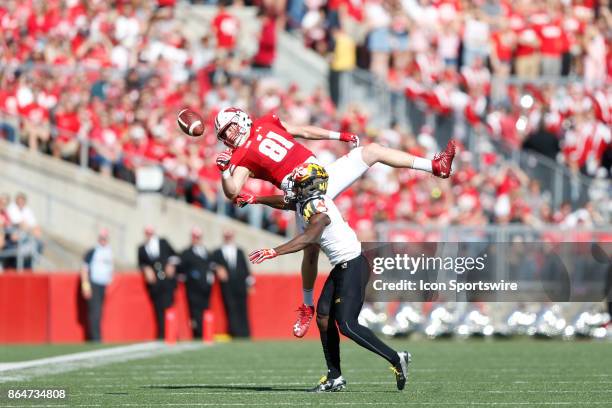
[0,0,609,238]
[299,0,611,83]
[316,0,612,177]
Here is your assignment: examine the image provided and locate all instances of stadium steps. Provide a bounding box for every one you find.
[36,230,133,272]
[35,232,83,271]
[174,4,333,94]
[175,4,382,123]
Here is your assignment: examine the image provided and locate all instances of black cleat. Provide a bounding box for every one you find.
[309,375,347,393]
[390,351,411,391]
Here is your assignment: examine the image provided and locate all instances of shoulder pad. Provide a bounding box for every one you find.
[301,197,328,224]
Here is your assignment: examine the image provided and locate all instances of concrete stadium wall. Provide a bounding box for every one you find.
[0,141,331,273]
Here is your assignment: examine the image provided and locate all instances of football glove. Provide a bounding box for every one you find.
[216,148,233,172]
[249,248,278,264]
[340,132,360,148]
[234,193,256,208]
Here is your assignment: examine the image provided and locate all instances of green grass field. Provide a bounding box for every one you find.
[1,339,612,407]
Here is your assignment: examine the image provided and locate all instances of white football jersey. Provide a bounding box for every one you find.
[297,195,361,266]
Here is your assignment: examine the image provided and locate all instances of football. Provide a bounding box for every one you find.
[177,108,204,137]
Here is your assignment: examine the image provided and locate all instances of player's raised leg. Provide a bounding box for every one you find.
[360,140,456,178]
[324,140,457,200]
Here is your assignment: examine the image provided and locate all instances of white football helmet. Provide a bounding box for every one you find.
[214,107,253,148]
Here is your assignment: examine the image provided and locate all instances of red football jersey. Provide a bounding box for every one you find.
[229,114,315,188]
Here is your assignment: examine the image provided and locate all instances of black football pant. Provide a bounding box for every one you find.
[316,255,400,379]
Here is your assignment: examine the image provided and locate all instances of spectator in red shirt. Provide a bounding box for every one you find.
[514,18,541,78]
[89,112,122,177]
[212,3,240,53]
[538,12,566,76]
[122,124,150,167]
[252,10,278,70]
[490,20,515,75]
[51,97,81,161]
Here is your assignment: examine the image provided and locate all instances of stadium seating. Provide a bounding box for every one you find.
[0,0,609,239]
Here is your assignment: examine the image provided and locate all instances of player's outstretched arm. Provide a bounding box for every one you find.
[235,194,296,210]
[249,213,329,264]
[282,121,359,146]
[221,165,250,200]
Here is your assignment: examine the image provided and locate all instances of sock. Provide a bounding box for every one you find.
[319,318,341,379]
[303,288,314,306]
[327,368,341,380]
[412,157,433,173]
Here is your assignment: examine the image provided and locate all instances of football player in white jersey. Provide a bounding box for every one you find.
[247,163,411,392]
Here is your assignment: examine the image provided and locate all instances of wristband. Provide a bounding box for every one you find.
[329,131,341,140]
[222,170,231,179]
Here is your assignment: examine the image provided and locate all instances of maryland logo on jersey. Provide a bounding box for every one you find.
[289,163,329,202]
[301,197,329,223]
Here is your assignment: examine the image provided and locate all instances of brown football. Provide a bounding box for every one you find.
[177,108,205,137]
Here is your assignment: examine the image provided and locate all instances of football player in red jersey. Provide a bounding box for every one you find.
[213,107,456,338]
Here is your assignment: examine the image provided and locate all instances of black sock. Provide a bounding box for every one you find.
[339,319,400,366]
[320,319,342,378]
[327,319,341,378]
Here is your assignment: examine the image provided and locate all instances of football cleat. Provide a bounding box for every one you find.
[293,304,315,338]
[309,375,346,392]
[390,351,411,391]
[432,140,456,179]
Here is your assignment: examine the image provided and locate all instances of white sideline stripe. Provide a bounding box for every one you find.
[0,342,205,383]
[0,342,163,372]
